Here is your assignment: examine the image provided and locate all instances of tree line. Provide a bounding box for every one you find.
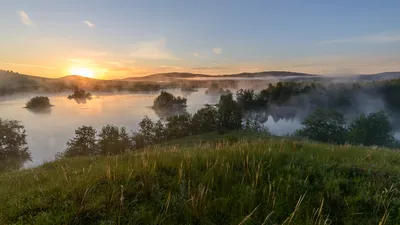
[296,108,395,147]
[61,93,255,158]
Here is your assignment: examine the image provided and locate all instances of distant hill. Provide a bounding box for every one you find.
[124,71,317,81]
[2,69,400,95]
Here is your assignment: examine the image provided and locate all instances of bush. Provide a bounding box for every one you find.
[0,119,31,171]
[348,111,395,147]
[64,126,98,157]
[25,96,52,109]
[296,108,347,144]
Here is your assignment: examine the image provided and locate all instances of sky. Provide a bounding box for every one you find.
[1,0,400,79]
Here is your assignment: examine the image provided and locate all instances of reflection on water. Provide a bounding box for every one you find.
[0,89,219,166]
[0,89,307,166]
[26,107,52,115]
[263,116,302,136]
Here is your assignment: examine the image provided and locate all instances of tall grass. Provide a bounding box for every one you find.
[1,135,400,224]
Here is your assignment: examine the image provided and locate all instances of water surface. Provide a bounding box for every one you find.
[0,89,301,166]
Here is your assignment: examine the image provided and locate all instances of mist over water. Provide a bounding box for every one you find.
[0,89,222,166]
[3,82,400,166]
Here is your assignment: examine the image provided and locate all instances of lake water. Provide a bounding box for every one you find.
[0,89,302,166]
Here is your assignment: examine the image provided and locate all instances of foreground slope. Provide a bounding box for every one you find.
[1,133,400,224]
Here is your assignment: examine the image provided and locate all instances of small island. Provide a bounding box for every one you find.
[25,96,52,111]
[152,91,187,119]
[152,91,187,110]
[68,90,92,100]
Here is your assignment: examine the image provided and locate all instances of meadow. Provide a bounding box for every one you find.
[1,132,400,224]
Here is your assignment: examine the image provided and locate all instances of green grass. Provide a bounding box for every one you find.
[2,132,400,224]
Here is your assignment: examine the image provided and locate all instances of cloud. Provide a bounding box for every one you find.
[1,62,54,69]
[320,31,400,44]
[212,48,222,54]
[16,10,35,27]
[192,52,207,59]
[84,20,96,28]
[129,38,180,60]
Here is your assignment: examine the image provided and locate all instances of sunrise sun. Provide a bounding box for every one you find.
[69,67,94,78]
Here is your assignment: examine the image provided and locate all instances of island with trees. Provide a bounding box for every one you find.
[25,96,52,111]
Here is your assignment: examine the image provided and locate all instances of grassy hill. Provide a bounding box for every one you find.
[1,132,400,224]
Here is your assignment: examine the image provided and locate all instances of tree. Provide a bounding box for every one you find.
[217,94,243,132]
[152,120,166,143]
[64,126,98,157]
[348,111,395,147]
[165,113,192,139]
[0,119,31,171]
[153,91,187,110]
[296,108,347,144]
[236,89,256,109]
[25,96,52,109]
[191,104,218,134]
[132,117,157,149]
[98,125,132,155]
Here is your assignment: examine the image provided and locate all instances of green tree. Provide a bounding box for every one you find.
[296,108,347,144]
[64,126,98,157]
[0,119,31,171]
[153,91,187,110]
[25,96,52,109]
[98,125,132,155]
[152,120,166,143]
[132,117,158,149]
[217,94,243,132]
[236,89,256,109]
[191,104,218,134]
[348,111,395,146]
[165,113,192,139]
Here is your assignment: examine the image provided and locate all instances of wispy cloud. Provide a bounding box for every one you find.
[16,10,35,27]
[1,62,54,69]
[84,20,96,28]
[320,31,400,44]
[192,52,207,59]
[129,38,180,60]
[212,48,222,54]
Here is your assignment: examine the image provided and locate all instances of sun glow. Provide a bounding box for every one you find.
[69,67,94,78]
